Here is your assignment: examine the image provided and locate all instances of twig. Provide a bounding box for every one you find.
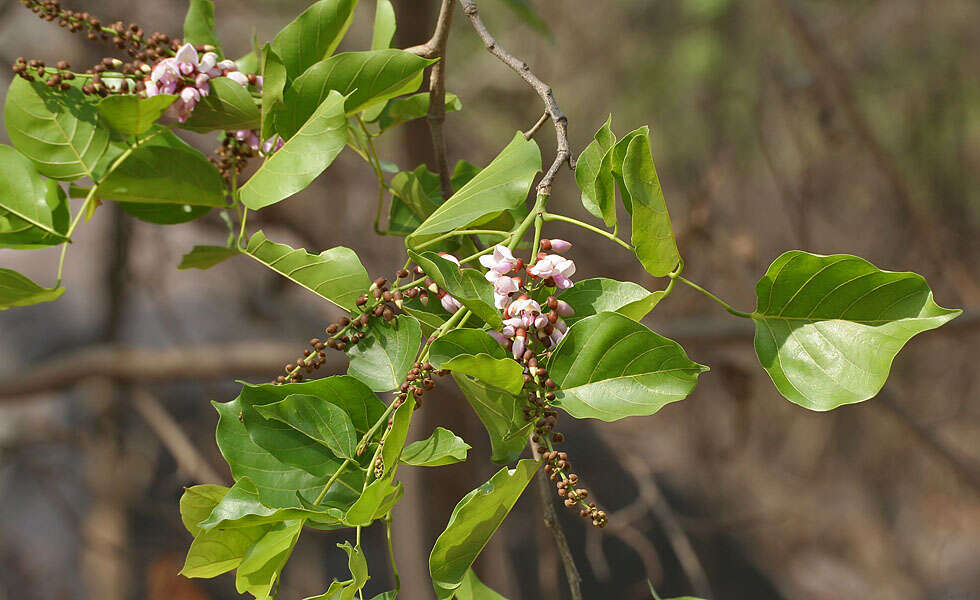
[132,389,226,485]
[425,0,456,200]
[457,0,571,194]
[523,111,549,140]
[531,441,583,600]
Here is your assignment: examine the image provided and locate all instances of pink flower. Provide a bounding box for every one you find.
[173,43,199,66]
[488,331,509,347]
[195,73,211,95]
[511,328,527,360]
[261,135,284,156]
[549,239,572,253]
[556,299,575,316]
[217,59,237,71]
[507,296,540,318]
[144,79,159,97]
[226,71,249,87]
[479,245,520,275]
[150,58,180,86]
[439,292,462,314]
[528,254,576,289]
[198,52,218,74]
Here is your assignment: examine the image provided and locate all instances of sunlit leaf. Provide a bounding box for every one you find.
[180,522,270,578]
[271,0,359,80]
[547,312,707,421]
[0,268,64,310]
[429,460,539,599]
[200,477,343,530]
[752,251,960,410]
[574,115,617,227]
[409,251,502,328]
[183,0,223,56]
[401,427,470,467]
[181,77,260,133]
[0,146,68,246]
[453,374,532,464]
[429,328,507,366]
[97,95,176,136]
[235,519,303,598]
[455,568,510,600]
[622,132,680,277]
[369,92,461,133]
[256,394,358,459]
[443,354,525,395]
[371,0,396,50]
[98,145,226,206]
[347,315,422,392]
[558,277,665,324]
[260,44,287,140]
[179,484,229,537]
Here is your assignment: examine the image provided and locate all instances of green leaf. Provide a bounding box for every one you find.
[97,95,176,136]
[256,394,358,459]
[371,0,396,50]
[180,77,260,133]
[338,542,370,599]
[98,145,226,206]
[402,296,448,337]
[751,251,960,410]
[3,77,109,180]
[370,92,462,133]
[347,315,422,392]
[180,522,270,578]
[178,245,240,270]
[179,484,229,537]
[0,268,64,310]
[235,519,303,598]
[453,374,533,465]
[455,568,510,600]
[610,126,648,215]
[183,0,223,55]
[276,50,435,140]
[408,132,540,246]
[623,132,680,277]
[574,115,617,227]
[260,44,287,140]
[547,312,708,421]
[236,50,259,74]
[244,231,370,311]
[119,202,210,225]
[443,354,524,395]
[558,277,665,324]
[401,427,470,467]
[0,146,68,245]
[200,477,343,531]
[271,0,359,80]
[428,328,507,366]
[239,90,347,210]
[409,251,502,328]
[429,460,539,599]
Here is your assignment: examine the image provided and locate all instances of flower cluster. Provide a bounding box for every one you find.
[144,43,259,122]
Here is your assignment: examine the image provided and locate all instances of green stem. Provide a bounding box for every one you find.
[541,212,633,251]
[508,193,548,252]
[413,229,510,251]
[357,115,390,236]
[313,458,353,505]
[671,274,752,318]
[529,212,544,267]
[385,514,401,592]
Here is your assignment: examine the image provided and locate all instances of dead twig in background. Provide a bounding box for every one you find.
[532,441,584,600]
[424,0,456,200]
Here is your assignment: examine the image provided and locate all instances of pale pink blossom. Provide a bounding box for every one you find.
[195,73,211,95]
[198,52,218,73]
[479,245,520,275]
[173,43,199,66]
[507,296,540,318]
[549,239,572,253]
[439,292,462,314]
[528,254,576,289]
[556,300,575,316]
[488,331,509,347]
[226,71,249,87]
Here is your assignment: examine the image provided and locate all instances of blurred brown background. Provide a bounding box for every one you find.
[1,0,978,598]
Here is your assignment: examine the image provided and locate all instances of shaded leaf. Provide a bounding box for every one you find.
[97,95,176,135]
[0,268,64,310]
[428,328,507,367]
[98,145,226,206]
[178,245,240,270]
[453,374,533,464]
[558,277,665,324]
[271,0,359,80]
[181,77,260,133]
[260,44,287,140]
[370,92,461,133]
[610,126,648,214]
[429,460,539,599]
[623,132,680,277]
[443,354,524,395]
[455,568,509,600]
[235,519,303,598]
[200,477,343,530]
[752,251,960,410]
[0,146,68,245]
[347,315,422,392]
[409,251,502,328]
[3,77,109,180]
[183,0,223,56]
[244,230,369,311]
[256,394,358,459]
[401,427,470,467]
[239,90,347,210]
[547,312,707,421]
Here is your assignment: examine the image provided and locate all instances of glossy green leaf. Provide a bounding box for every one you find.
[547,312,708,421]
[610,126,648,214]
[180,522,270,578]
[623,132,680,277]
[4,77,109,180]
[574,115,617,227]
[453,374,533,464]
[429,328,507,367]
[180,77,260,133]
[183,0,223,55]
[98,145,226,206]
[245,231,370,311]
[276,50,435,140]
[455,568,509,600]
[0,268,64,310]
[443,354,525,395]
[179,484,229,537]
[370,92,462,133]
[97,95,176,135]
[347,315,422,392]
[558,277,665,324]
[401,427,470,467]
[408,132,540,246]
[200,477,343,530]
[260,44,287,140]
[178,245,240,270]
[751,251,960,410]
[256,394,358,459]
[239,90,347,210]
[271,0,359,80]
[235,519,303,598]
[409,251,502,328]
[429,460,539,599]
[0,146,68,246]
[371,0,396,50]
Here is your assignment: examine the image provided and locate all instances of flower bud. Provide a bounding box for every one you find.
[550,239,572,253]
[556,300,574,316]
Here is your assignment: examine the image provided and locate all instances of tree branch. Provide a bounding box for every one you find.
[531,441,583,600]
[426,0,456,200]
[456,0,571,194]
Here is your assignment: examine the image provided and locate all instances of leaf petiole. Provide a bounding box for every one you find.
[670,274,752,318]
[541,212,633,251]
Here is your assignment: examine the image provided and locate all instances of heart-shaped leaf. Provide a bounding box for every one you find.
[428,460,539,599]
[239,90,347,210]
[346,315,422,392]
[256,394,358,459]
[752,251,960,410]
[407,132,540,247]
[271,0,359,80]
[622,131,680,277]
[401,427,470,467]
[558,277,665,324]
[4,77,109,180]
[548,312,708,421]
[245,231,370,311]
